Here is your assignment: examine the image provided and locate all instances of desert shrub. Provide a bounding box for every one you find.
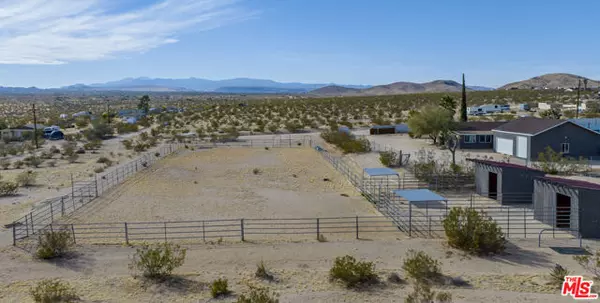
[16,170,38,187]
[129,243,186,279]
[236,287,279,303]
[0,158,11,170]
[548,264,570,289]
[154,152,160,157]
[329,255,378,288]
[387,272,404,284]
[252,168,261,175]
[116,122,138,134]
[23,155,44,168]
[442,208,505,255]
[139,132,149,141]
[61,142,76,156]
[36,228,74,259]
[402,250,442,284]
[255,260,274,281]
[121,140,133,150]
[379,151,398,167]
[40,150,54,159]
[436,292,453,303]
[66,154,79,164]
[574,248,600,280]
[50,146,60,154]
[534,146,589,175]
[133,142,149,152]
[96,157,112,166]
[148,137,158,147]
[84,122,113,141]
[211,278,229,298]
[47,161,56,167]
[30,279,78,303]
[93,167,104,174]
[13,160,24,169]
[0,181,18,196]
[317,233,328,242]
[321,131,371,154]
[83,140,102,150]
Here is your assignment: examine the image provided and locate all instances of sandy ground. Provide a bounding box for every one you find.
[63,147,383,228]
[1,238,597,302]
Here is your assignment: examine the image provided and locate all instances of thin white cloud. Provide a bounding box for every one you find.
[0,0,256,64]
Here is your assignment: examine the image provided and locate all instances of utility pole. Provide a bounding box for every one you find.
[576,79,581,119]
[32,104,39,149]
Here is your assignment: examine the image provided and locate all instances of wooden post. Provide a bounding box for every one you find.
[30,213,34,235]
[316,218,320,239]
[71,224,76,244]
[50,203,54,222]
[355,216,359,239]
[95,174,99,197]
[124,223,129,245]
[240,219,245,241]
[61,197,65,216]
[12,224,16,246]
[202,221,206,242]
[25,216,29,237]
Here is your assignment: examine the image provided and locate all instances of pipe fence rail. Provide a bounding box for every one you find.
[12,144,180,245]
[34,216,401,245]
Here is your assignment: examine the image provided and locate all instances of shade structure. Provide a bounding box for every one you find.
[392,189,446,202]
[363,167,399,177]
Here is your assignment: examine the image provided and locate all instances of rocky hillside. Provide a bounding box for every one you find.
[499,73,600,90]
[311,80,470,96]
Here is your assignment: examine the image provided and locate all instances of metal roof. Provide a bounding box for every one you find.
[492,117,565,135]
[363,167,399,177]
[467,158,544,172]
[536,176,600,191]
[393,189,447,202]
[456,121,506,132]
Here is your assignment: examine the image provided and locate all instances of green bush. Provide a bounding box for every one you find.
[129,243,186,279]
[16,170,38,187]
[442,208,506,255]
[66,154,79,164]
[329,255,378,288]
[548,264,570,289]
[236,287,279,303]
[405,282,434,303]
[379,151,397,167]
[320,131,371,154]
[93,167,104,174]
[0,181,18,196]
[211,278,229,298]
[133,142,149,152]
[13,160,24,169]
[36,228,74,259]
[23,155,44,168]
[116,122,138,134]
[0,158,10,170]
[402,250,442,284]
[121,140,133,150]
[30,279,78,303]
[96,157,112,166]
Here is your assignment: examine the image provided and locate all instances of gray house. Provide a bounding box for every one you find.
[492,117,600,161]
[469,159,545,204]
[453,121,506,149]
[533,176,600,238]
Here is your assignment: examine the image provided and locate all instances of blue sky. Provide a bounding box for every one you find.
[1,0,599,88]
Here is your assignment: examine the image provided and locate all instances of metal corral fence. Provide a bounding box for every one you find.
[190,136,314,149]
[11,144,180,245]
[314,146,580,241]
[34,216,402,245]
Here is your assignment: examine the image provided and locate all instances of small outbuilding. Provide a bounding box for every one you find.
[468,159,545,204]
[369,124,410,135]
[452,121,506,150]
[533,176,600,238]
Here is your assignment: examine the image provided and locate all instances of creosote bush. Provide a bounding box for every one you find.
[30,279,78,303]
[96,157,113,166]
[16,170,38,187]
[129,243,187,279]
[236,287,279,303]
[402,250,442,284]
[255,260,274,281]
[320,131,371,154]
[0,181,18,196]
[36,228,74,259]
[379,151,398,167]
[442,207,505,255]
[211,278,229,298]
[329,255,378,288]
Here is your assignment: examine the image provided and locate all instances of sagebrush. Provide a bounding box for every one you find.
[236,287,279,303]
[30,279,78,303]
[402,250,442,284]
[211,278,229,298]
[129,242,187,279]
[329,255,378,288]
[443,207,505,255]
[36,229,74,259]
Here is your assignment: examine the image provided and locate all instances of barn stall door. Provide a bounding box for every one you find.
[495,137,514,155]
[556,193,571,228]
[516,136,528,158]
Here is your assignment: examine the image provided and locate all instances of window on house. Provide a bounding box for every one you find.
[464,135,476,143]
[477,135,492,143]
[561,143,570,154]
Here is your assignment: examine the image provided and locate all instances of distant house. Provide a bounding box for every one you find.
[537,103,552,111]
[117,109,146,119]
[452,121,507,149]
[1,123,46,141]
[467,104,508,116]
[519,103,530,111]
[492,117,600,161]
[369,124,410,135]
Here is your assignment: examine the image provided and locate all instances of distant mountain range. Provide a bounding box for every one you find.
[310,80,494,96]
[499,73,600,90]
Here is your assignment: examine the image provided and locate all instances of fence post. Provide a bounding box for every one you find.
[95,174,99,197]
[524,207,527,238]
[408,204,412,237]
[30,213,34,235]
[316,218,320,239]
[25,216,29,237]
[124,223,129,245]
[50,203,54,222]
[240,219,245,241]
[72,195,76,214]
[164,222,168,242]
[71,224,76,244]
[428,216,432,237]
[12,224,16,246]
[61,196,65,216]
[355,216,359,239]
[470,194,473,208]
[507,208,510,238]
[202,221,206,242]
